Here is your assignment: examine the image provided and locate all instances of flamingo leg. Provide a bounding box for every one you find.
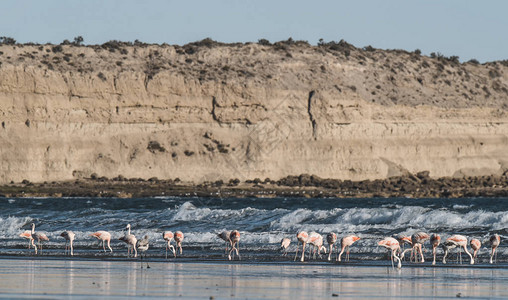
[346,246,350,262]
[300,242,306,262]
[338,246,345,262]
[294,243,299,261]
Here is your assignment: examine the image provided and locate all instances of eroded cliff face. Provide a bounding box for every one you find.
[0,41,507,183]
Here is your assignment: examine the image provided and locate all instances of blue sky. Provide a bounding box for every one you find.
[1,0,506,62]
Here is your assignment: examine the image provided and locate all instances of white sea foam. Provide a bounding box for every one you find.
[0,216,33,239]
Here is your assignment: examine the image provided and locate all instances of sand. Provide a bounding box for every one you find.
[0,258,507,299]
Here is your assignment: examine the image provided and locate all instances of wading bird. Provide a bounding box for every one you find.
[19,223,36,250]
[294,231,309,262]
[32,229,49,255]
[470,238,481,261]
[338,235,361,262]
[136,235,150,268]
[395,235,412,261]
[307,232,326,260]
[411,232,430,263]
[60,231,75,256]
[228,230,240,260]
[218,230,231,256]
[280,238,291,256]
[442,235,473,265]
[119,224,137,258]
[378,237,402,269]
[326,232,337,261]
[174,231,184,255]
[489,234,500,264]
[163,231,176,259]
[430,233,441,265]
[90,231,113,252]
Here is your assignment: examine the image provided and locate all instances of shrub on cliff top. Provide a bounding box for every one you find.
[0,36,16,45]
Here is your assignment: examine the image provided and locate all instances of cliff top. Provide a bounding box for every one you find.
[1,38,508,110]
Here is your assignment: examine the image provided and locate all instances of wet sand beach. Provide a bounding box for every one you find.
[0,258,507,299]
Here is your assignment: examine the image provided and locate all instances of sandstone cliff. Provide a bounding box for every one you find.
[0,40,507,184]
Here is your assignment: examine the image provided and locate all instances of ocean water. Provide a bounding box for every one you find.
[0,197,506,262]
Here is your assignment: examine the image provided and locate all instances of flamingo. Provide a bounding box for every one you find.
[163,231,176,259]
[442,235,473,265]
[430,233,441,265]
[280,238,291,256]
[217,230,231,256]
[378,237,402,269]
[338,235,361,262]
[89,231,113,252]
[174,231,184,255]
[411,232,430,263]
[470,238,481,262]
[19,223,36,250]
[119,224,137,258]
[136,235,150,269]
[32,230,49,255]
[307,232,326,260]
[60,231,75,256]
[228,230,240,260]
[395,235,413,261]
[326,232,337,261]
[489,234,500,264]
[294,231,309,262]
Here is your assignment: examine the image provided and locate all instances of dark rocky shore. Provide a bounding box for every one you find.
[1,171,507,198]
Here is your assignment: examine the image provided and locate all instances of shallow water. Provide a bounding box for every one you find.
[0,258,507,299]
[0,197,506,262]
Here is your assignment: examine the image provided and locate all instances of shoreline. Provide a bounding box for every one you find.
[0,255,506,269]
[1,259,507,299]
[1,172,507,198]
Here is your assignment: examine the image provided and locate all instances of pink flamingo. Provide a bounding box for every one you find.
[90,231,113,252]
[326,232,337,261]
[19,223,36,250]
[411,232,430,263]
[228,230,240,260]
[60,231,75,256]
[294,231,309,262]
[174,231,184,255]
[489,234,500,264]
[442,235,474,264]
[470,238,481,261]
[119,224,137,258]
[307,232,326,260]
[430,233,441,265]
[31,229,49,255]
[163,231,176,259]
[378,237,402,269]
[280,238,291,256]
[396,235,413,261]
[338,235,361,262]
[217,230,231,255]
